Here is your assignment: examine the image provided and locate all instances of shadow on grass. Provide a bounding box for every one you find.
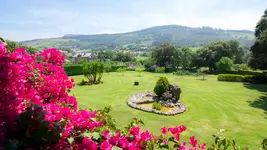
[244,83,267,118]
[243,83,267,92]
[247,96,267,118]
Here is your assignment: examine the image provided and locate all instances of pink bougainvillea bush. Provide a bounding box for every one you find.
[0,41,205,150]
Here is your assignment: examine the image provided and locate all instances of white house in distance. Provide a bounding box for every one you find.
[72,52,97,64]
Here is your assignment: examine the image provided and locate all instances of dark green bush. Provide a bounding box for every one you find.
[237,70,265,76]
[83,61,105,84]
[64,64,83,76]
[154,77,170,96]
[225,70,265,76]
[218,74,267,84]
[232,64,250,71]
[216,57,233,73]
[243,75,267,84]
[152,102,162,110]
[155,67,165,73]
[217,74,244,82]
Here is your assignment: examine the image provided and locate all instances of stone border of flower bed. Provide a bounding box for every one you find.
[127,91,187,116]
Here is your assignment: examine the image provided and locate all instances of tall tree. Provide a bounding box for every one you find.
[152,43,180,72]
[112,52,133,62]
[249,9,267,69]
[193,40,243,70]
[180,47,194,70]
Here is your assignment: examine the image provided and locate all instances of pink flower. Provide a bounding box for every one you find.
[108,136,118,146]
[102,129,110,139]
[179,142,187,149]
[82,137,98,150]
[189,136,198,147]
[174,133,180,141]
[129,126,140,135]
[140,131,152,142]
[0,41,7,54]
[200,144,206,149]
[71,78,75,82]
[100,140,112,150]
[179,125,187,132]
[161,126,168,134]
[162,139,168,145]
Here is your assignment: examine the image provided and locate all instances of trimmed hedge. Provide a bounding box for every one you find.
[217,74,244,82]
[64,65,83,76]
[218,74,267,84]
[222,70,266,76]
[111,65,127,72]
[64,64,127,76]
[235,70,265,76]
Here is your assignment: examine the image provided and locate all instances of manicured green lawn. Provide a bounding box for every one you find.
[71,72,267,149]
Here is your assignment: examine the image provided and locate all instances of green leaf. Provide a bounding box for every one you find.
[168,137,177,143]
[173,143,180,148]
[68,137,74,144]
[112,146,122,150]
[82,132,92,138]
[232,139,236,146]
[159,144,169,149]
[7,139,20,150]
[92,132,100,140]
[0,37,4,42]
[33,104,42,109]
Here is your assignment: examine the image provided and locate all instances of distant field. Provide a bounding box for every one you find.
[23,38,78,50]
[71,72,267,149]
[135,56,148,61]
[228,31,255,40]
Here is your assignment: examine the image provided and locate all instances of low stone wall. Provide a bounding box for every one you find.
[127,91,187,116]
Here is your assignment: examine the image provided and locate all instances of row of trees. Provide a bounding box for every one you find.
[147,40,247,72]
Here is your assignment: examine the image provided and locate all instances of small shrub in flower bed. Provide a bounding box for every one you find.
[154,76,170,96]
[152,102,162,110]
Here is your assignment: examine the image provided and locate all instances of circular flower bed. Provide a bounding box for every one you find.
[127,91,187,115]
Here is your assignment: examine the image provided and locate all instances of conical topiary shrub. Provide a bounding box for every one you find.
[153,77,170,96]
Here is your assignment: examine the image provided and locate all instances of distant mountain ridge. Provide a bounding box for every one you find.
[22,25,255,51]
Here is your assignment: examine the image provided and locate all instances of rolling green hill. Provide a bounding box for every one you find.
[22,25,255,51]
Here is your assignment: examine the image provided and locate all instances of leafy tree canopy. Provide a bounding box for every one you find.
[193,40,243,70]
[250,9,267,69]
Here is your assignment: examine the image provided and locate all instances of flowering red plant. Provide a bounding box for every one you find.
[0,41,205,149]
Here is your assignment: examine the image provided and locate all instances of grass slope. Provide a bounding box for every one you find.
[71,72,267,148]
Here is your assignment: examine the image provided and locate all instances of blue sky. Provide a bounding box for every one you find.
[0,0,266,41]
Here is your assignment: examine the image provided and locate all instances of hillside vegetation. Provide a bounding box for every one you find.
[22,25,255,51]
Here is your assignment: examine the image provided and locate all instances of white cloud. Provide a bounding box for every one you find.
[1,0,266,41]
